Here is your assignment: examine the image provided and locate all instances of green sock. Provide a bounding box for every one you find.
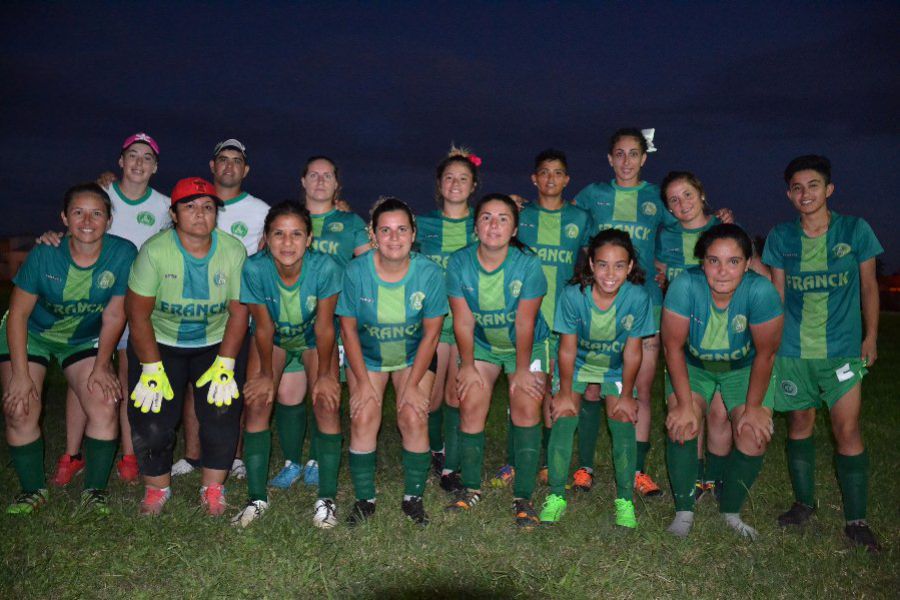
[83,436,117,491]
[636,441,651,473]
[505,410,515,467]
[697,458,706,482]
[243,430,271,502]
[541,426,551,467]
[308,410,319,462]
[275,403,306,464]
[349,450,376,501]
[316,432,342,499]
[402,449,431,497]
[547,416,578,496]
[577,400,603,470]
[835,450,868,521]
[666,437,698,512]
[459,431,485,490]
[719,448,764,514]
[705,452,729,483]
[10,438,45,493]
[786,436,816,506]
[609,419,637,500]
[443,405,461,472]
[428,409,443,454]
[512,424,541,500]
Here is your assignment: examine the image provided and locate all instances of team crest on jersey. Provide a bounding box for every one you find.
[328,222,344,233]
[213,271,227,287]
[509,280,523,298]
[96,270,115,290]
[731,315,747,333]
[136,211,156,227]
[409,291,426,311]
[832,243,851,258]
[780,380,798,397]
[305,295,317,312]
[621,314,634,331]
[565,224,579,239]
[231,221,249,238]
[641,202,657,216]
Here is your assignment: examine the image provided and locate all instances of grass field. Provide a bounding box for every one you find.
[0,280,897,598]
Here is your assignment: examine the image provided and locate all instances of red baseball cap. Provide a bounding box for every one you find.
[122,132,160,156]
[170,177,223,206]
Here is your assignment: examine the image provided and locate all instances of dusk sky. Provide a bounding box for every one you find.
[2,2,898,269]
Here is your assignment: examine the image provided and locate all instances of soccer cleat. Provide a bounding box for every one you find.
[171,458,196,476]
[139,486,171,516]
[230,499,269,528]
[572,467,594,492]
[513,499,540,530]
[722,513,759,540]
[614,498,637,528]
[313,499,338,529]
[80,488,111,516]
[537,467,549,486]
[200,483,227,517]
[844,521,881,554]
[439,471,464,494]
[51,454,85,487]
[230,458,247,480]
[777,502,816,527]
[268,461,303,489]
[445,490,482,512]
[346,499,376,526]
[489,464,515,488]
[116,454,139,484]
[303,460,320,486]
[431,451,445,478]
[6,489,49,515]
[539,493,567,524]
[634,471,663,497]
[401,496,430,526]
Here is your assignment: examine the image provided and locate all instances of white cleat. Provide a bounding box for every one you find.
[313,498,337,529]
[230,499,269,528]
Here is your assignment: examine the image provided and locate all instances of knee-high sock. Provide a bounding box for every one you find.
[244,430,271,502]
[349,450,376,501]
[505,409,515,467]
[636,441,651,473]
[275,403,306,465]
[316,432,342,499]
[719,448,764,514]
[577,400,603,470]
[512,424,541,500]
[403,449,431,496]
[547,416,578,496]
[428,410,443,454]
[307,409,319,462]
[609,419,636,500]
[83,436,117,491]
[705,451,729,484]
[667,437,698,512]
[442,405,461,472]
[10,438,45,493]
[786,436,816,506]
[835,450,868,521]
[459,431,485,490]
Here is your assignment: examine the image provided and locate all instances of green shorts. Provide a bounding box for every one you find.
[650,304,662,332]
[664,364,776,412]
[0,316,98,370]
[773,356,867,411]
[573,379,625,396]
[439,314,456,345]
[283,350,306,374]
[473,339,550,374]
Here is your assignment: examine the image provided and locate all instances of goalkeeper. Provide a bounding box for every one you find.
[125,177,248,517]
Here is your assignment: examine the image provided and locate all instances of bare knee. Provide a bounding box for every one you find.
[787,409,816,438]
[397,404,426,436]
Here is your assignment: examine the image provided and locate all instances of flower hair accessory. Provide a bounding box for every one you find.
[447,144,482,167]
[468,154,482,167]
[641,128,657,153]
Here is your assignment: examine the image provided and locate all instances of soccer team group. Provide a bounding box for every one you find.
[0,128,883,553]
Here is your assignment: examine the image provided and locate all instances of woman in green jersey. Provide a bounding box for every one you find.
[338,198,448,526]
[662,224,782,540]
[126,177,248,517]
[415,146,480,492]
[541,229,654,527]
[230,201,342,528]
[445,193,550,529]
[2,182,136,515]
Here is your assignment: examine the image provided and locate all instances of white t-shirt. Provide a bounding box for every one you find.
[217,191,269,256]
[105,182,171,249]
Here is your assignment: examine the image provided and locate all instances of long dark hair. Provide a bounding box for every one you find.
[435,147,480,206]
[473,193,532,254]
[694,223,753,261]
[573,229,645,290]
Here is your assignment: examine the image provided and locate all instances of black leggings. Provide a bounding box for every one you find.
[127,341,248,477]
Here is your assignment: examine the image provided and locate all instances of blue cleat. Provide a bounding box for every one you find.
[303,460,319,486]
[269,461,303,489]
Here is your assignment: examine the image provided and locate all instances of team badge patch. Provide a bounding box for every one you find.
[231,221,249,238]
[621,314,634,331]
[213,271,227,287]
[731,314,747,333]
[305,295,317,312]
[509,280,523,298]
[832,243,851,258]
[328,222,344,233]
[96,270,115,289]
[136,211,156,227]
[565,224,579,239]
[409,291,426,310]
[780,380,798,397]
[641,202,657,216]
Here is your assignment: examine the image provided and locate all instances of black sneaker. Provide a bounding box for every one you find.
[401,496,430,526]
[777,502,816,527]
[346,499,376,526]
[439,471,464,494]
[430,452,445,477]
[513,498,539,530]
[445,489,481,512]
[80,488,111,516]
[844,521,881,553]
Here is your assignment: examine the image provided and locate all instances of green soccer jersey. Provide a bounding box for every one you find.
[128,229,247,348]
[655,216,720,284]
[517,203,593,330]
[446,244,550,356]
[310,209,369,270]
[762,211,882,358]
[415,209,477,270]
[240,249,341,352]
[664,268,782,371]
[13,234,137,346]
[574,180,677,307]
[554,281,654,384]
[336,251,448,372]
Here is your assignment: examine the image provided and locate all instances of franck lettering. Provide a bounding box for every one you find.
[158,301,228,317]
[786,272,849,291]
[599,223,652,241]
[689,341,752,362]
[473,311,516,327]
[312,239,339,255]
[535,247,575,264]
[579,339,624,354]
[363,323,420,339]
[47,301,104,316]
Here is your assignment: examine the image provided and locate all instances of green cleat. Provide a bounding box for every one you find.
[7,489,49,515]
[80,488,111,516]
[539,493,567,524]
[614,498,637,528]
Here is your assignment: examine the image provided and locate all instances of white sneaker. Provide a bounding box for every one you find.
[313,498,337,529]
[230,499,269,528]
[171,459,196,476]
[230,458,247,479]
